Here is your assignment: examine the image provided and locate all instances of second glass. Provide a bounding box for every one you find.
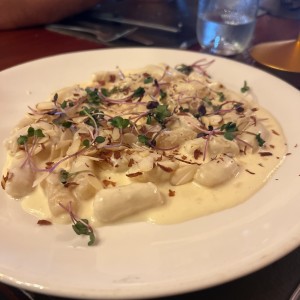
[196,0,258,56]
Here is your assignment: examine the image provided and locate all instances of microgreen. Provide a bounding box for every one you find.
[138,134,150,146]
[61,101,67,109]
[175,64,193,75]
[241,81,250,93]
[60,100,74,109]
[132,87,145,99]
[144,77,154,84]
[203,96,212,106]
[72,219,95,246]
[101,86,119,97]
[220,122,238,141]
[27,126,34,137]
[61,121,72,128]
[34,129,45,138]
[85,88,101,105]
[217,92,225,102]
[152,105,171,125]
[255,133,265,147]
[82,139,90,147]
[146,115,152,125]
[17,127,45,145]
[59,202,96,246]
[79,107,103,127]
[53,93,58,103]
[160,90,167,101]
[110,116,130,129]
[95,136,105,143]
[17,135,28,145]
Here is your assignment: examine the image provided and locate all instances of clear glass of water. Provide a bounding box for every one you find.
[197,0,258,56]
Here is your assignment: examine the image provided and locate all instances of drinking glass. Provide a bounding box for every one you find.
[196,0,259,56]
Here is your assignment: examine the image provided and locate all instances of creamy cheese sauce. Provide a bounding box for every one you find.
[2,63,287,229]
[20,107,286,226]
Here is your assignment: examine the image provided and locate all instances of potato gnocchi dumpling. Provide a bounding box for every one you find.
[2,62,285,234]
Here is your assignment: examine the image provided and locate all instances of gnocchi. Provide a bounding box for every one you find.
[1,62,285,234]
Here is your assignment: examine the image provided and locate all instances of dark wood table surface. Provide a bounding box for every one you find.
[0,1,300,299]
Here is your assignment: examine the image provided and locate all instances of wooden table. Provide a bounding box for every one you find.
[0,1,300,299]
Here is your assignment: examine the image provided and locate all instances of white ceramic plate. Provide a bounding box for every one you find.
[0,48,300,299]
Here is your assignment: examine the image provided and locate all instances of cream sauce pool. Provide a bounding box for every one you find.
[2,63,288,229]
[21,107,286,226]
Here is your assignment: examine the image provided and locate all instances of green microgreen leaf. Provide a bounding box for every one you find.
[223,132,235,141]
[61,101,67,109]
[79,107,102,128]
[82,139,90,147]
[62,121,72,128]
[34,128,45,138]
[160,90,167,101]
[175,64,193,75]
[221,122,238,141]
[132,87,145,99]
[17,135,28,145]
[256,133,265,147]
[138,134,150,145]
[203,96,212,106]
[101,86,119,97]
[241,81,250,93]
[146,115,152,125]
[72,219,95,246]
[85,88,101,105]
[221,122,237,132]
[152,105,171,125]
[110,116,130,129]
[144,76,154,84]
[27,126,35,137]
[217,92,225,102]
[100,88,109,97]
[17,127,45,146]
[53,93,58,103]
[95,136,105,143]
